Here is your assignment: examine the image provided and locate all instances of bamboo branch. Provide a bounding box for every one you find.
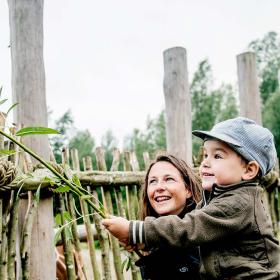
[83,156,112,280]
[96,147,124,280]
[0,129,105,218]
[7,194,19,280]
[21,192,39,280]
[59,194,76,280]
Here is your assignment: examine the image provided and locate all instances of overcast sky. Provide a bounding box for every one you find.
[0,0,279,147]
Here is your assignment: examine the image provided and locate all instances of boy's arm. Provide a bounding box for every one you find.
[134,191,252,249]
[103,190,252,250]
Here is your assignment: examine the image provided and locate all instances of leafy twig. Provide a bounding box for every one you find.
[0,128,106,218]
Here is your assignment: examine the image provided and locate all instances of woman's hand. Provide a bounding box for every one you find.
[102,216,130,245]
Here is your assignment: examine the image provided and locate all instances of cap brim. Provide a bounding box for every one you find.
[192,130,242,147]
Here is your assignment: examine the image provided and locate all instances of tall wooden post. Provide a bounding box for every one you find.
[163,47,192,164]
[8,0,56,279]
[236,52,262,124]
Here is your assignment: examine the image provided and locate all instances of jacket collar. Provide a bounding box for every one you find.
[202,179,259,207]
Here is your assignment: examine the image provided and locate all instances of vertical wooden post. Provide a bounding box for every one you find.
[7,0,56,279]
[236,52,275,225]
[163,47,192,164]
[236,52,262,124]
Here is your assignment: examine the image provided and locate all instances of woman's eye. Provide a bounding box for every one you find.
[166,177,174,182]
[148,179,156,185]
[214,154,222,159]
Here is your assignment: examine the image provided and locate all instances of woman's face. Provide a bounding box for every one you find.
[147,161,192,216]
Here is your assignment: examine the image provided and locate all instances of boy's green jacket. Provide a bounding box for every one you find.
[139,180,280,279]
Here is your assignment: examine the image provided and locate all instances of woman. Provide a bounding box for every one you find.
[133,154,202,280]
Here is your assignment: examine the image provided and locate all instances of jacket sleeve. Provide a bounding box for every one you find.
[132,189,253,249]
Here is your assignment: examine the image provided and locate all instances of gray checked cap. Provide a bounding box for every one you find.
[192,117,277,176]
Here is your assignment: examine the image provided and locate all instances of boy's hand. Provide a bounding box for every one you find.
[125,243,146,252]
[102,216,130,245]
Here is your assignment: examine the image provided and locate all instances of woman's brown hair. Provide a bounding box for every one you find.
[140,154,202,219]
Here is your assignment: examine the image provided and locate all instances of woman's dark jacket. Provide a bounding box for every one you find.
[135,203,200,280]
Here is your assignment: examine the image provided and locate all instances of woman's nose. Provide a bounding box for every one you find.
[155,181,167,191]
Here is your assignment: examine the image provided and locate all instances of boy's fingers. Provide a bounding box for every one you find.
[101,219,111,228]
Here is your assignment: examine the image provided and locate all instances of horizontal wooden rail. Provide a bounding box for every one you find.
[8,171,146,191]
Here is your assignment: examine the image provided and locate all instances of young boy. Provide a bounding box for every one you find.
[102,117,280,279]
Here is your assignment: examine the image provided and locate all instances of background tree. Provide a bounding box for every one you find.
[68,129,96,169]
[50,109,74,162]
[124,111,166,169]
[101,129,118,169]
[248,31,280,158]
[248,31,280,104]
[191,59,238,156]
[263,89,280,156]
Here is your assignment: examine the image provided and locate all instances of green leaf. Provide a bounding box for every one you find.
[63,211,72,222]
[43,176,60,186]
[0,149,16,155]
[6,103,19,116]
[54,226,63,245]
[55,213,62,226]
[121,257,129,273]
[0,99,8,106]
[16,127,60,137]
[126,257,131,271]
[121,256,131,272]
[35,184,41,203]
[0,86,2,98]
[72,174,82,187]
[53,185,71,193]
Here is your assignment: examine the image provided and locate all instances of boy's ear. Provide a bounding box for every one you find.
[242,161,260,180]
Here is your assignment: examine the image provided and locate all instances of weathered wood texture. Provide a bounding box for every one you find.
[163,47,192,164]
[237,52,262,124]
[7,0,56,279]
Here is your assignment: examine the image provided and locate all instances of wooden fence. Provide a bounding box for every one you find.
[0,142,149,280]
[0,140,279,280]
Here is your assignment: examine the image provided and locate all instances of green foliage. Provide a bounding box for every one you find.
[16,127,60,136]
[54,211,73,245]
[248,31,280,158]
[101,129,119,170]
[122,255,132,272]
[6,102,19,116]
[0,149,16,155]
[124,111,166,169]
[263,90,280,157]
[248,31,280,104]
[50,110,74,163]
[68,129,96,169]
[0,99,8,106]
[191,59,238,156]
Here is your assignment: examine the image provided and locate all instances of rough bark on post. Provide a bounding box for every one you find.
[7,0,56,279]
[236,52,262,124]
[163,47,192,164]
[236,52,276,226]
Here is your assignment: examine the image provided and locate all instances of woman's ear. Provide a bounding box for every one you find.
[242,161,260,180]
[185,188,192,199]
